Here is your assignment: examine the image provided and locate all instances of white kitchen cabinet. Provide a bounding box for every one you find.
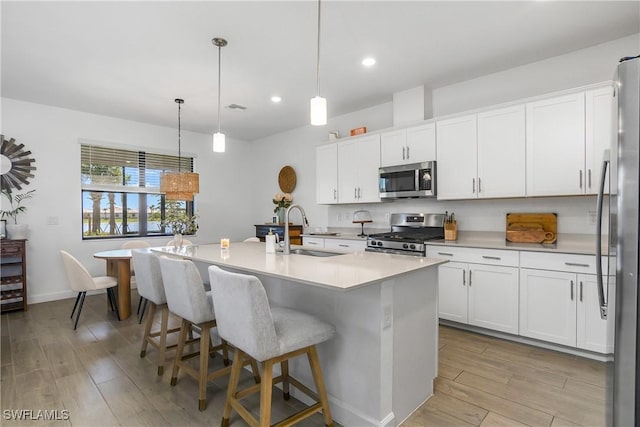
[324,238,366,252]
[316,143,338,204]
[585,85,616,195]
[338,134,380,203]
[526,92,586,196]
[576,274,615,353]
[519,268,577,347]
[520,251,615,353]
[436,114,477,200]
[302,237,366,252]
[427,246,519,334]
[380,123,436,167]
[476,105,526,198]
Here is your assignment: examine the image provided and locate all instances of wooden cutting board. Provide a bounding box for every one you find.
[506,213,557,244]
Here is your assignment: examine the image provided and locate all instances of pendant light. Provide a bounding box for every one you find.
[212,37,227,152]
[160,99,200,201]
[310,0,327,126]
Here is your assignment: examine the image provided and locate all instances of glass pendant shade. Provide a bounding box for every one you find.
[213,132,225,153]
[310,96,327,126]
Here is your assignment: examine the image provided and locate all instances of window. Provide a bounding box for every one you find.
[81,144,195,239]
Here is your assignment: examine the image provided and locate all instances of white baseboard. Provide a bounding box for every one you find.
[28,289,106,305]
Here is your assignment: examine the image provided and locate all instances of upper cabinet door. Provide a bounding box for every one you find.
[406,123,436,163]
[337,139,359,203]
[585,85,616,195]
[436,114,477,200]
[380,129,407,167]
[355,134,381,203]
[316,143,338,204]
[477,105,526,199]
[526,93,586,196]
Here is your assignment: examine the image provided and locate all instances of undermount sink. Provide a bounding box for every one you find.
[290,248,345,257]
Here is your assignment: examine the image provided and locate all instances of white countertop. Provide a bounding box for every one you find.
[425,231,602,255]
[152,242,446,291]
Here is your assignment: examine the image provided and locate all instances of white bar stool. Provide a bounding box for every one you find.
[208,265,335,427]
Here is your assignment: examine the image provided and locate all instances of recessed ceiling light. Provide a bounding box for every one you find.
[362,57,376,67]
[271,95,282,103]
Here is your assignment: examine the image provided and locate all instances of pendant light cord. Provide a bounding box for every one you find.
[178,101,182,173]
[217,45,222,133]
[315,0,321,97]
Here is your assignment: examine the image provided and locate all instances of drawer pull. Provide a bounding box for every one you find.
[338,244,349,248]
[438,252,454,256]
[565,262,590,268]
[307,241,318,245]
[482,255,501,260]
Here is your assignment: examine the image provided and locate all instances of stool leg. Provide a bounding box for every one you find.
[259,359,274,427]
[198,323,211,411]
[138,299,148,324]
[251,358,261,384]
[281,360,290,400]
[70,292,82,319]
[308,346,333,427]
[140,302,157,358]
[222,349,244,427]
[157,304,169,376]
[171,318,189,386]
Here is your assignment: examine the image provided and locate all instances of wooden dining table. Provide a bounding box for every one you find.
[94,248,138,320]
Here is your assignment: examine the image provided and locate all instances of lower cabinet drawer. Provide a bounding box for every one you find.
[302,237,325,248]
[520,251,597,274]
[324,239,366,252]
[425,245,519,267]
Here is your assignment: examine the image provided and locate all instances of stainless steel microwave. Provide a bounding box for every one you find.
[379,161,436,199]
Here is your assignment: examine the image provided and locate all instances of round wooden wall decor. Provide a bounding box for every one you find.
[278,166,296,193]
[1,135,36,191]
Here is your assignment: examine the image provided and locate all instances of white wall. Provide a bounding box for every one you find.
[432,34,640,117]
[1,98,253,303]
[250,34,638,235]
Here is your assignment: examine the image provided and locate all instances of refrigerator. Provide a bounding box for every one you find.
[597,54,640,427]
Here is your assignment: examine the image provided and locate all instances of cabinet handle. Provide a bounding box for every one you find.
[354,188,357,199]
[358,187,361,199]
[472,178,476,193]
[338,244,349,248]
[570,280,574,301]
[482,255,501,260]
[478,177,482,193]
[579,170,583,189]
[402,146,406,160]
[334,189,337,200]
[406,146,410,159]
[462,270,466,286]
[469,270,472,287]
[588,169,592,189]
[438,252,454,256]
[580,281,583,302]
[308,241,318,245]
[564,262,590,268]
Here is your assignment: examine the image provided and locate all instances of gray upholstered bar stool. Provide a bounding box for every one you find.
[131,250,180,376]
[158,256,259,411]
[208,265,336,427]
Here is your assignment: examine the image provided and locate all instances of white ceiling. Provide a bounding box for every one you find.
[2,1,639,141]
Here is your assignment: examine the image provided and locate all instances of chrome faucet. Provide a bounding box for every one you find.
[283,204,309,255]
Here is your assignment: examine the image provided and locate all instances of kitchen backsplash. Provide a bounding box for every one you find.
[326,195,604,235]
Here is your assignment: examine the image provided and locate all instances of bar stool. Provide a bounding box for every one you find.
[208,265,335,427]
[131,250,180,376]
[158,256,258,411]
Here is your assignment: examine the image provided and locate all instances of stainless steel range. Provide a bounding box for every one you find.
[366,213,445,256]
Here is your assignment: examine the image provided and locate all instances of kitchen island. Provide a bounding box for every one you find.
[153,243,446,426]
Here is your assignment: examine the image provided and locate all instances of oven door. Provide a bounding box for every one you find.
[379,162,436,199]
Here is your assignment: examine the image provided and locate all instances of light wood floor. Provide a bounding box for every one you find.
[1,295,608,427]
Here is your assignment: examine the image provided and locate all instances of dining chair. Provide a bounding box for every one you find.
[243,237,260,242]
[60,250,120,330]
[131,250,181,376]
[208,265,335,427]
[165,238,193,247]
[159,256,259,411]
[120,240,151,321]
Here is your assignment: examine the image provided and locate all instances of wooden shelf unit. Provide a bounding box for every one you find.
[255,224,303,246]
[1,239,28,312]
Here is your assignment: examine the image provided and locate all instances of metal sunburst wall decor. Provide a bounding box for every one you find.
[0,135,36,191]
